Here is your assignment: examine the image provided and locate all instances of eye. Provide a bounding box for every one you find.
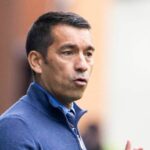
[62,50,74,56]
[85,50,93,57]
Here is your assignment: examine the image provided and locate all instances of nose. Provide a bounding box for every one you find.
[74,53,88,73]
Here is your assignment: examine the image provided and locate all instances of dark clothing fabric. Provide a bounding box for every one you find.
[0,83,86,150]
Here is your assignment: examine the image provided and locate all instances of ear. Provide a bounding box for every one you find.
[27,51,43,74]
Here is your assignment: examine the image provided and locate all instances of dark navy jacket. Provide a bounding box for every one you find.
[0,83,86,150]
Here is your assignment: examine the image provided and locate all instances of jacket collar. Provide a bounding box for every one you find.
[26,82,87,125]
[33,82,75,115]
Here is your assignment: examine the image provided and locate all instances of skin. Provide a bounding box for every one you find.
[28,24,95,109]
[125,141,143,150]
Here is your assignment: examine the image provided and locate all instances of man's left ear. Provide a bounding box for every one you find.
[27,51,43,74]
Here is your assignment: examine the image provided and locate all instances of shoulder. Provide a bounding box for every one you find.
[0,115,39,149]
[0,114,30,131]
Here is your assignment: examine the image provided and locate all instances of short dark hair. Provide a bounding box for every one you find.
[26,11,91,57]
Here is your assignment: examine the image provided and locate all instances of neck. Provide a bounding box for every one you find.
[34,79,74,109]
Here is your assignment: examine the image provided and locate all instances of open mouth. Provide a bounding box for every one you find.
[73,78,87,86]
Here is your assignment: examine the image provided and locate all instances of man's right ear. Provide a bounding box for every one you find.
[27,51,43,74]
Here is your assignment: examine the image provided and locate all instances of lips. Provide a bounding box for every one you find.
[73,78,88,86]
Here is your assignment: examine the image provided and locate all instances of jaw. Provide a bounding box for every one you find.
[52,86,87,107]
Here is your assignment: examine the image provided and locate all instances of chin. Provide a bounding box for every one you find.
[71,89,86,100]
[61,89,85,102]
[69,94,83,101]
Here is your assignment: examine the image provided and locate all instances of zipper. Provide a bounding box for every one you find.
[58,108,86,150]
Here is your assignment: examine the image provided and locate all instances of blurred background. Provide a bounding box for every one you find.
[0,0,150,149]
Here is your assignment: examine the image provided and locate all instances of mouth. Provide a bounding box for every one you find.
[73,78,88,86]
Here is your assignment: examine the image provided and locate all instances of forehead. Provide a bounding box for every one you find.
[51,24,93,46]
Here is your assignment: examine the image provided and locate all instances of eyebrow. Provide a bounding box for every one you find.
[86,45,95,51]
[59,44,77,50]
[59,43,95,51]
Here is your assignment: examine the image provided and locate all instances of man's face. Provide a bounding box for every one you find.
[39,24,95,107]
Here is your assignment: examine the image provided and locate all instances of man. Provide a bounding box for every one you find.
[0,11,94,150]
[0,12,142,150]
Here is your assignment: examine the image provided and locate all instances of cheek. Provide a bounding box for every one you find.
[88,62,94,74]
[50,61,72,79]
[48,59,63,72]
[45,55,74,80]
